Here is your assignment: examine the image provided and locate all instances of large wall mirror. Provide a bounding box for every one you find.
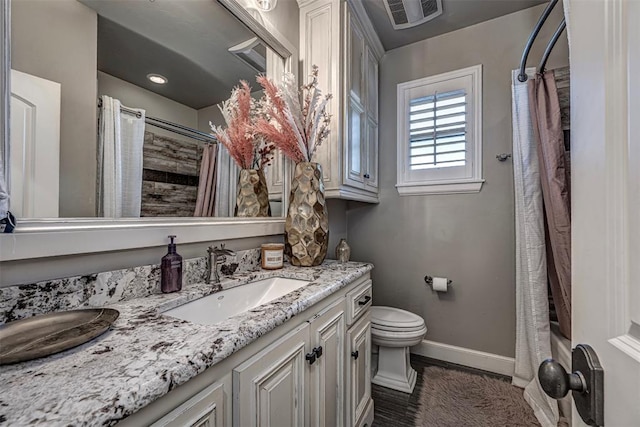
[0,0,296,261]
[4,0,294,222]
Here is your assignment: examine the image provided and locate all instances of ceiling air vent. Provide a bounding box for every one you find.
[383,0,443,30]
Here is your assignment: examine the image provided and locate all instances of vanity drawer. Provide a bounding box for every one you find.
[346,279,372,326]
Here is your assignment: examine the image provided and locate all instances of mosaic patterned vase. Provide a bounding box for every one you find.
[285,162,329,266]
[235,169,271,217]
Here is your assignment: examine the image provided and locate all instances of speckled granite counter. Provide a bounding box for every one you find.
[0,261,372,426]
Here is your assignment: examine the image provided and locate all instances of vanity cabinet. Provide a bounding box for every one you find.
[298,0,383,203]
[347,313,373,427]
[308,299,346,427]
[233,323,309,427]
[233,298,349,427]
[121,273,373,427]
[151,378,229,427]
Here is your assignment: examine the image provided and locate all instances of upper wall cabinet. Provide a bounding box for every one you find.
[298,0,384,203]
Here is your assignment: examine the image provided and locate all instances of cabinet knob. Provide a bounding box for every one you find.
[305,351,317,365]
[364,174,370,179]
[351,351,359,360]
[358,296,371,306]
[313,346,323,359]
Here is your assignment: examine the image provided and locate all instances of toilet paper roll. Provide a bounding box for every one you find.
[432,277,449,292]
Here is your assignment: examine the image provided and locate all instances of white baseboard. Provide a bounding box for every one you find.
[411,339,515,377]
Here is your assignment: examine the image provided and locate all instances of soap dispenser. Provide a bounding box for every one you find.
[161,235,182,293]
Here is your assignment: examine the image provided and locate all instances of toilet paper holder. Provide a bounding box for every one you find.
[424,276,453,288]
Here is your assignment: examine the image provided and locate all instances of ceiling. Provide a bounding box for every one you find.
[362,0,547,51]
[80,0,270,109]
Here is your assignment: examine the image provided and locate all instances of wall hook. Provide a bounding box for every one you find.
[496,153,512,162]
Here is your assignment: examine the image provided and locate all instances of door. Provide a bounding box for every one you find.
[345,97,365,189]
[568,0,640,424]
[346,312,372,427]
[10,69,60,218]
[233,323,309,427]
[152,381,227,427]
[308,299,346,427]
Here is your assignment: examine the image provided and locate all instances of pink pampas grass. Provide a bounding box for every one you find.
[210,81,275,169]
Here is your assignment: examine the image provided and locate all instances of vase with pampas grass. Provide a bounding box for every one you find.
[211,81,275,217]
[256,66,332,266]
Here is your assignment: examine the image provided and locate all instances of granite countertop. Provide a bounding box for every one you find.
[0,261,373,426]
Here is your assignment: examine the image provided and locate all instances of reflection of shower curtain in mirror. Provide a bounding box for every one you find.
[214,144,237,217]
[194,144,218,216]
[97,95,145,217]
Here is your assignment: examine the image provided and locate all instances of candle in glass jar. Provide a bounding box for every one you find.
[261,243,284,270]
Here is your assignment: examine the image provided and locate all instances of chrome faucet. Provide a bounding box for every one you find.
[206,244,236,284]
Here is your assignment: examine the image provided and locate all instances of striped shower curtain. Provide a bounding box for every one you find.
[97,95,145,218]
[511,68,559,427]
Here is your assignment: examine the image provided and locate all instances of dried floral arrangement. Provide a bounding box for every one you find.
[210,81,275,169]
[254,65,332,163]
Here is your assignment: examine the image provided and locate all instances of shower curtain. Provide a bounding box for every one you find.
[529,71,572,340]
[511,68,558,427]
[213,143,238,217]
[97,95,145,218]
[194,143,218,217]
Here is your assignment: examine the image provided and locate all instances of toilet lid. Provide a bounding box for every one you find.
[370,306,425,331]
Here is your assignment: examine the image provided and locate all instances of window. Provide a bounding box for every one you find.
[396,65,483,195]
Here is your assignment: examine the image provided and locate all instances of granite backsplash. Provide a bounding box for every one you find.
[0,248,261,324]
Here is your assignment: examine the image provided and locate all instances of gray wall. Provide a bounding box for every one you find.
[11,0,98,217]
[346,4,569,357]
[326,199,348,260]
[98,71,198,142]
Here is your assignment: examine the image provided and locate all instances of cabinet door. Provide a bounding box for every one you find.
[364,117,378,192]
[346,312,372,427]
[233,323,310,427]
[308,299,346,427]
[345,96,365,189]
[347,10,365,104]
[365,46,378,123]
[152,381,226,427]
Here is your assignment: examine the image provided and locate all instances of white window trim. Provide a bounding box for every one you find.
[396,64,484,196]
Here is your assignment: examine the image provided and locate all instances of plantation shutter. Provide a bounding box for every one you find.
[408,90,467,170]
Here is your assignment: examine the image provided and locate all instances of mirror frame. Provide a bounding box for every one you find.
[0,0,297,261]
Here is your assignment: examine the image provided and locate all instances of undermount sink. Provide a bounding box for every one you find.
[163,277,311,326]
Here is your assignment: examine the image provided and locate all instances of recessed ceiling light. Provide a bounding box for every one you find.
[147,74,168,85]
[255,0,277,12]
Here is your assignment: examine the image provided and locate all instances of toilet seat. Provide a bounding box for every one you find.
[371,306,425,331]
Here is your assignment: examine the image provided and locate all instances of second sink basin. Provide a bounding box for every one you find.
[163,277,311,325]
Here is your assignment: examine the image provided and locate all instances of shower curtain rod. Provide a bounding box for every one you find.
[538,19,566,74]
[97,98,218,144]
[517,0,559,82]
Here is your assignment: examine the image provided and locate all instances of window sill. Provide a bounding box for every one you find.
[396,179,484,196]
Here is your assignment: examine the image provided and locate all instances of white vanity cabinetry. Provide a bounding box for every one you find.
[298,0,383,203]
[152,379,229,427]
[234,298,348,427]
[122,273,373,427]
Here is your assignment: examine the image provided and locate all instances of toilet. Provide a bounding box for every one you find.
[370,306,427,393]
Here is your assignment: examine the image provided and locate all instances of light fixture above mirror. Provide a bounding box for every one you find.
[255,0,277,12]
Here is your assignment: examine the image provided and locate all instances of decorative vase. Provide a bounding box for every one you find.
[285,162,329,266]
[335,238,351,263]
[235,169,271,217]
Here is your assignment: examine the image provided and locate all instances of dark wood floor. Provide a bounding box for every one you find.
[371,354,511,427]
